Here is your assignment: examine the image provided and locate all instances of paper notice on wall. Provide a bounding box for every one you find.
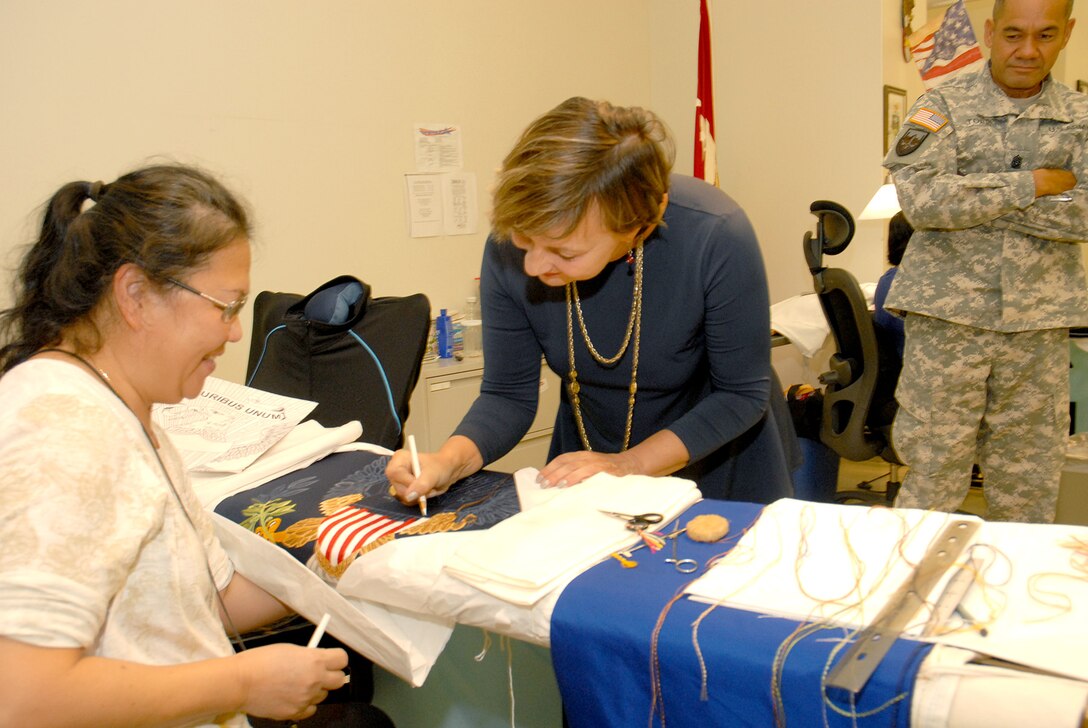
[405,174,444,237]
[405,172,477,238]
[413,122,463,172]
[442,172,477,235]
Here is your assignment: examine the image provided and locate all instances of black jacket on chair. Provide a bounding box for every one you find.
[245,275,430,450]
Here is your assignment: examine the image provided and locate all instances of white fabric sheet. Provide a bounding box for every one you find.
[336,530,559,647]
[912,645,1088,728]
[936,520,1088,683]
[212,513,453,687]
[685,498,975,627]
[685,498,1088,684]
[770,283,877,358]
[191,420,365,508]
[333,467,572,646]
[444,472,701,606]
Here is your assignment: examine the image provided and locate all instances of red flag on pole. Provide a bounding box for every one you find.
[694,0,718,185]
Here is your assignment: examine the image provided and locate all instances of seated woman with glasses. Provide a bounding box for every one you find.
[0,165,354,727]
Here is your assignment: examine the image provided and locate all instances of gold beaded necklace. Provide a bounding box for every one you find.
[565,240,644,451]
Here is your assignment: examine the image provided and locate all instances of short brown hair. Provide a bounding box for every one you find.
[490,97,675,241]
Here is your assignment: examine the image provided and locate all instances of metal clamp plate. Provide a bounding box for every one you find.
[826,519,981,694]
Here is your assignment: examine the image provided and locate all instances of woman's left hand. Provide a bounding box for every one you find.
[535,430,690,488]
[536,450,640,488]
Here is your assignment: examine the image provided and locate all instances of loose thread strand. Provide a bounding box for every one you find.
[474,629,492,662]
[502,636,516,728]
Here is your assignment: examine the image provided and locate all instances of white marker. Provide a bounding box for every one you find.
[408,434,427,516]
[307,612,331,648]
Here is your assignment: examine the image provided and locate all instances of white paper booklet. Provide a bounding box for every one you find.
[152,376,318,473]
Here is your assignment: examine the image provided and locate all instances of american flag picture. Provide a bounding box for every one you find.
[909,0,984,89]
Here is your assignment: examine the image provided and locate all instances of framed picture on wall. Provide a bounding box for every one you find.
[1078,80,1088,94]
[883,85,908,154]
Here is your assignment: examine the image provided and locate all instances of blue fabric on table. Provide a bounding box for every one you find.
[550,500,932,728]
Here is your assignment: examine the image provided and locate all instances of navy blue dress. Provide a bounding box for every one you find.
[874,266,905,358]
[454,175,793,502]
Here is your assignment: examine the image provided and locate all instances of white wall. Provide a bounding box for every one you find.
[679,2,884,385]
[652,1,884,305]
[0,1,883,386]
[0,0,653,381]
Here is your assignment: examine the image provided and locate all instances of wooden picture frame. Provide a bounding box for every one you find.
[884,85,908,154]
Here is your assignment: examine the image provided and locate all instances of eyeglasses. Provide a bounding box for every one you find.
[167,277,248,323]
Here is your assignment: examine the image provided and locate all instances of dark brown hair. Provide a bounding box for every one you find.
[0,164,250,372]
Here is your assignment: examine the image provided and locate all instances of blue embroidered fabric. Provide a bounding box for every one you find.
[214,449,519,566]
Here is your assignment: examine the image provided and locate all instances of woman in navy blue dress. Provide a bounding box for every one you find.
[387,97,793,503]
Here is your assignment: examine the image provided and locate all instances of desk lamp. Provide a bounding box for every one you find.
[858,183,901,221]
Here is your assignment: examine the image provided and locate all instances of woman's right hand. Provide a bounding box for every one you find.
[385,448,455,505]
[384,435,485,506]
[234,643,348,721]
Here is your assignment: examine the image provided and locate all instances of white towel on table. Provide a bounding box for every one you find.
[444,472,701,606]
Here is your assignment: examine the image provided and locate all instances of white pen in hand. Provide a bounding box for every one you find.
[307,612,331,648]
[408,434,427,516]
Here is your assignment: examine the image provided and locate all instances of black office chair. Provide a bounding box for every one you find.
[803,201,903,505]
[246,275,431,450]
[240,275,429,725]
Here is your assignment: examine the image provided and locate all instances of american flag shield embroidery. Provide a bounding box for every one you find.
[317,506,419,566]
[908,108,948,132]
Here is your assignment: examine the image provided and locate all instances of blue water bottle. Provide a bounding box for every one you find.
[436,309,454,359]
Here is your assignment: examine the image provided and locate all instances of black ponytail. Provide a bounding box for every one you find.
[0,165,250,373]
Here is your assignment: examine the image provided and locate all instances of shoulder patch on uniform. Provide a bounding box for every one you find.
[907,107,948,132]
[896,128,930,156]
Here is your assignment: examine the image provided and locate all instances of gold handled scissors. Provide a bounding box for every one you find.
[599,510,664,531]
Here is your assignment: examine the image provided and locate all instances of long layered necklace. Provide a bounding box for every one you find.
[565,240,644,452]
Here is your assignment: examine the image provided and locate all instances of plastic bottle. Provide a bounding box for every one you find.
[462,296,483,357]
[436,309,454,359]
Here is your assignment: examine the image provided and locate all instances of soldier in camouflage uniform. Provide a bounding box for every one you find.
[883,0,1088,522]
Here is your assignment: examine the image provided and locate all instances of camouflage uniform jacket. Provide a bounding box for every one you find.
[884,64,1088,332]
